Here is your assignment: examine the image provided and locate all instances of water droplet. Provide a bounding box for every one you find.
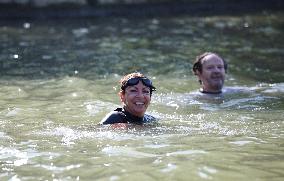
[23,22,30,29]
[13,54,19,59]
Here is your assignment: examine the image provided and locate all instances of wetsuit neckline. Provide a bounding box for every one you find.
[116,107,144,123]
[200,89,222,94]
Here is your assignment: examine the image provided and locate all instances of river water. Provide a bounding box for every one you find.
[0,11,284,180]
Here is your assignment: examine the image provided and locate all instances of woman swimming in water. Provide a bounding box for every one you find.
[100,72,156,126]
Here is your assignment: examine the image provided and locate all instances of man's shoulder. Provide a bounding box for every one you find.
[222,86,253,94]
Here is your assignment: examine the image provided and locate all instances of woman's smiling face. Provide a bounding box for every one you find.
[120,81,151,117]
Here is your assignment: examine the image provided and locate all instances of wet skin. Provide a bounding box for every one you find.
[120,81,151,117]
[196,54,226,93]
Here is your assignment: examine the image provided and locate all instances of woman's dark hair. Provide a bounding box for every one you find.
[119,72,155,96]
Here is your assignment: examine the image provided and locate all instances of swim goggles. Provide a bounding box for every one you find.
[121,77,156,91]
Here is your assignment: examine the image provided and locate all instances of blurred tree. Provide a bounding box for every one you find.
[87,0,98,6]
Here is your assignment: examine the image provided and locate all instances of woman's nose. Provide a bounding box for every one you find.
[135,90,144,97]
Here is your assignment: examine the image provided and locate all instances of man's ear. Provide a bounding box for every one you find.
[195,70,203,84]
[195,70,201,76]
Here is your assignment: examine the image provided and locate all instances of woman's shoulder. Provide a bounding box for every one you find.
[143,113,157,123]
[99,108,125,125]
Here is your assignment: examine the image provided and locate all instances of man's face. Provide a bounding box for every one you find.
[197,54,226,93]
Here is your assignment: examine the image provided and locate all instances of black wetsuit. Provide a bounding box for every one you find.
[100,108,156,125]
